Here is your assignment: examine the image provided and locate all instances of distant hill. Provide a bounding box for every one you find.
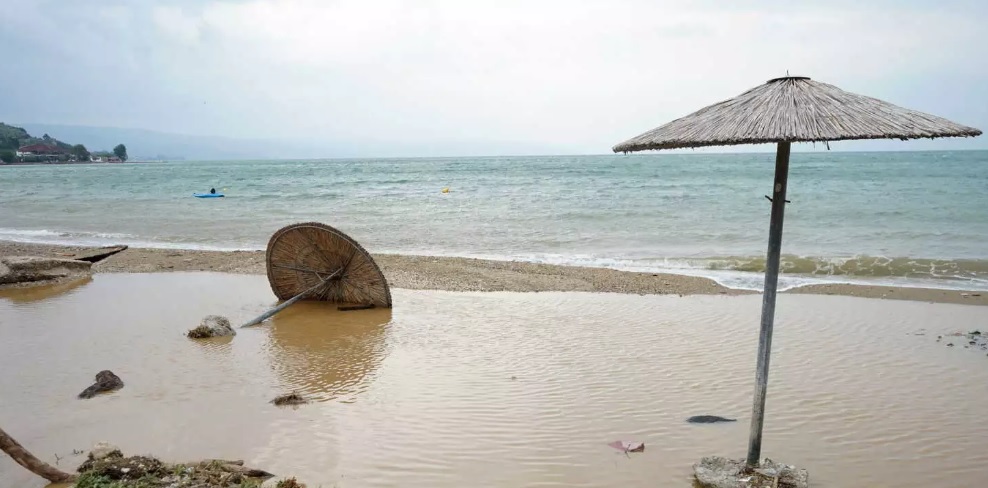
[15,123,570,160]
[0,122,135,163]
[15,123,269,161]
[0,122,74,152]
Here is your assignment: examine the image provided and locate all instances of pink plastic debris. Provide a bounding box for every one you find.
[608,440,645,453]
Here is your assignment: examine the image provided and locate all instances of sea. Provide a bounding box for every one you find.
[1,151,987,291]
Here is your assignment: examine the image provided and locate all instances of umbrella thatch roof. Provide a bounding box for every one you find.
[613,76,982,152]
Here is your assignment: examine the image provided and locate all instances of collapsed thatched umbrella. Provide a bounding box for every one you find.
[613,76,981,467]
[241,222,392,328]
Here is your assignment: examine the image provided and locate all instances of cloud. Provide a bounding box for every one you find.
[1,0,985,156]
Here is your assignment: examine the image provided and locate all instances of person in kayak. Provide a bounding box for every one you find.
[209,188,216,194]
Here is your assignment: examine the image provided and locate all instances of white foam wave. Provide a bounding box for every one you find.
[0,227,261,252]
[382,249,988,292]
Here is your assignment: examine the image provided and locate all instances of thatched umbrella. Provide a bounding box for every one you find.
[240,222,392,328]
[613,76,981,467]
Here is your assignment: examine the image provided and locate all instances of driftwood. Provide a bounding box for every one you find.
[0,426,76,483]
[75,245,128,263]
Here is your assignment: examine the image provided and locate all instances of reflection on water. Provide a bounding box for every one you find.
[1,273,988,488]
[266,302,391,402]
[0,276,92,304]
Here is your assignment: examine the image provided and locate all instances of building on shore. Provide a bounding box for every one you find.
[90,154,122,163]
[16,144,66,162]
[16,144,64,157]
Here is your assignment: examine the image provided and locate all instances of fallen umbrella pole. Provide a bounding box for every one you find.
[240,269,341,328]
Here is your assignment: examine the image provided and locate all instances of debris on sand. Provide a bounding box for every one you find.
[940,330,987,352]
[2,431,291,487]
[78,371,124,399]
[77,453,164,481]
[276,477,308,488]
[694,456,808,488]
[270,392,309,406]
[187,315,236,338]
[73,444,276,487]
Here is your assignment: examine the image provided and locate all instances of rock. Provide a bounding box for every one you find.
[88,442,122,462]
[0,256,91,286]
[688,415,737,424]
[271,391,308,406]
[694,456,808,488]
[275,477,306,488]
[78,370,124,399]
[187,315,236,338]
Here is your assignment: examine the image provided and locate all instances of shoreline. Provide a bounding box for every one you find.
[1,240,986,305]
[1,160,159,166]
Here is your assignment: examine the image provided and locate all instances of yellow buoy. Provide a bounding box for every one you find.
[441,187,450,193]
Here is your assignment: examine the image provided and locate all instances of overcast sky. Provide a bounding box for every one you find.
[2,0,986,156]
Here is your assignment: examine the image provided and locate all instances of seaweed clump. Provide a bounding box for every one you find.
[74,448,275,487]
[276,477,307,488]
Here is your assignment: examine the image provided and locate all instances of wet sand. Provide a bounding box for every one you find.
[2,240,987,305]
[1,273,987,488]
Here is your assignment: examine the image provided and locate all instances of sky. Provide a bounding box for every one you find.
[2,0,987,157]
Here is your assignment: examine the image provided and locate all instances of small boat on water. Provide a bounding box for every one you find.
[193,193,224,198]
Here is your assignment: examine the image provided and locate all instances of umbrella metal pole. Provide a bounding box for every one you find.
[746,141,791,467]
[240,270,340,328]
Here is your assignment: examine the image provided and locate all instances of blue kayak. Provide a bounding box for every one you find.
[193,193,224,198]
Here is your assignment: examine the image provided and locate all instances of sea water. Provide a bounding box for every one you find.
[3,274,988,488]
[1,151,987,290]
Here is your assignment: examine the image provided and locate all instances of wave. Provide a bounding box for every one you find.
[0,228,138,240]
[697,255,988,281]
[388,250,988,292]
[0,227,258,252]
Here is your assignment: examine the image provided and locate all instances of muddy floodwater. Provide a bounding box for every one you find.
[1,273,987,488]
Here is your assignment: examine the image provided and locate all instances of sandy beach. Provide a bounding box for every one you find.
[2,240,985,305]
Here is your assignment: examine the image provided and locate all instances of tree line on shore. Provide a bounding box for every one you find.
[0,122,127,163]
